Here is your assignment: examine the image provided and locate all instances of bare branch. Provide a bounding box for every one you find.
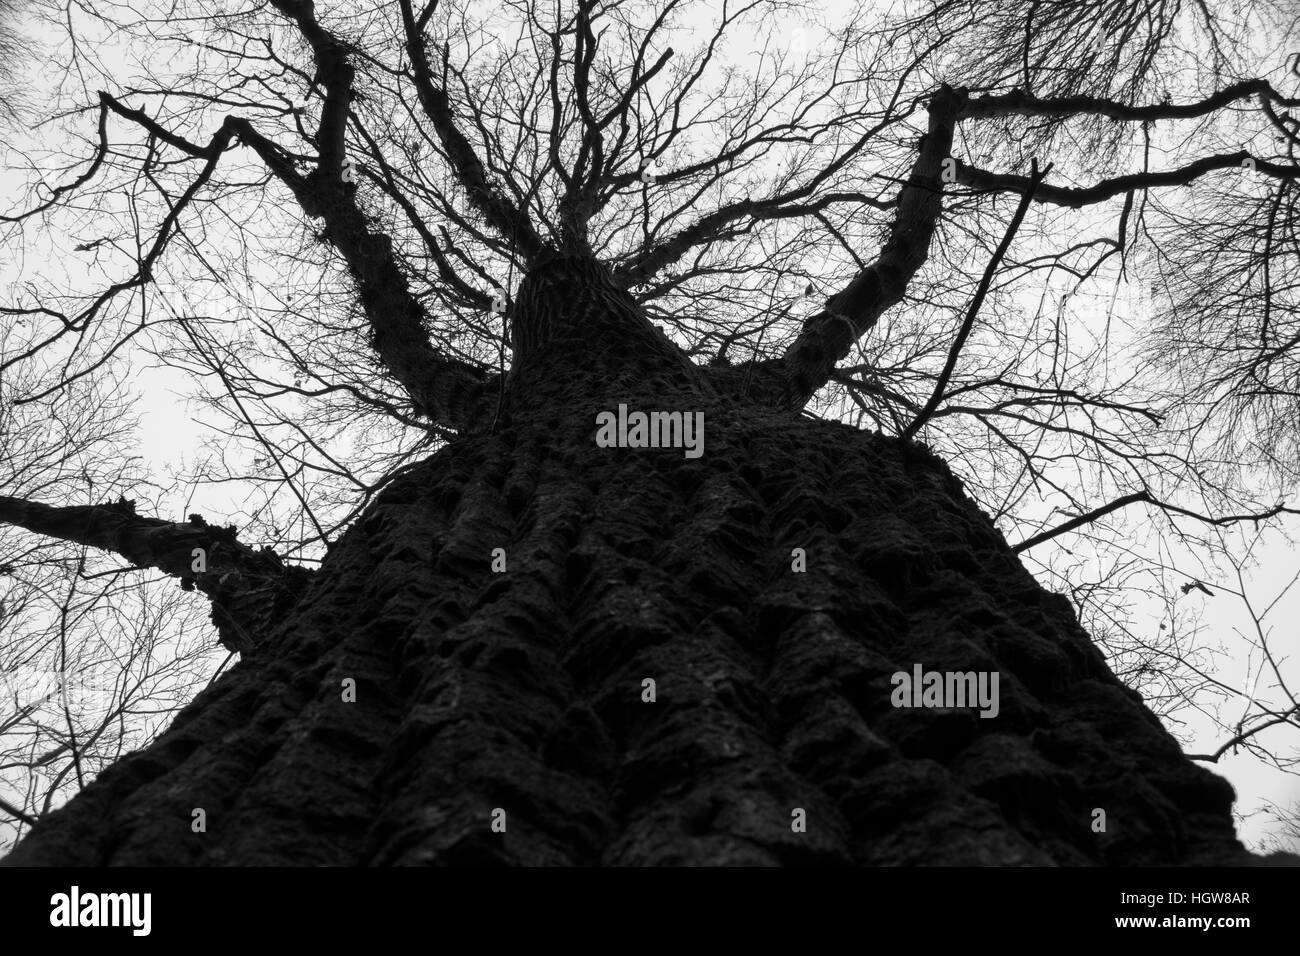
[1012,492,1300,553]
[903,159,1048,439]
[0,796,37,827]
[1187,705,1300,764]
[0,496,312,654]
[962,80,1300,123]
[772,83,967,407]
[397,0,546,260]
[958,153,1298,208]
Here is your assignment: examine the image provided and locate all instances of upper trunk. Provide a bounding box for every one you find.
[2,257,1260,865]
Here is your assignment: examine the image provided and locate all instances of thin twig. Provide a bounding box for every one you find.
[903,159,1051,440]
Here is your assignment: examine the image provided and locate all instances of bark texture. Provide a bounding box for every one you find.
[2,256,1270,866]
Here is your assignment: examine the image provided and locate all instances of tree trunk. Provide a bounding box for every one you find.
[3,254,1259,865]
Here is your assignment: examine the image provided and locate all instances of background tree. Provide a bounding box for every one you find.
[0,0,30,127]
[1,0,1298,863]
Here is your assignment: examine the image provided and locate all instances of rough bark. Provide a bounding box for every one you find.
[1,255,1272,866]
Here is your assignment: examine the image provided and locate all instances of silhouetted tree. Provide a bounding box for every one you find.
[2,0,1298,864]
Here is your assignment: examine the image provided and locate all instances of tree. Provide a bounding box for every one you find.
[1,0,1298,864]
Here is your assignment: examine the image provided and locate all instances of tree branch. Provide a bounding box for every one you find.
[1012,492,1300,553]
[1186,704,1300,763]
[0,796,37,827]
[772,83,967,408]
[91,94,489,430]
[397,0,546,260]
[902,160,1048,440]
[614,191,895,289]
[957,153,1298,208]
[962,80,1300,123]
[0,496,313,655]
[221,1,497,430]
